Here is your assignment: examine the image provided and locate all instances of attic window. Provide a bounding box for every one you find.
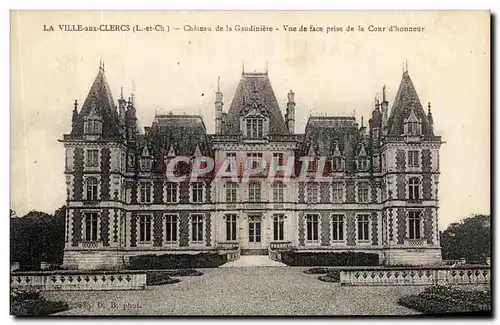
[404,109,422,136]
[246,118,264,138]
[84,119,102,135]
[332,157,344,171]
[140,157,153,171]
[356,158,369,172]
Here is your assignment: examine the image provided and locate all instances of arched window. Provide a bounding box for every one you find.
[408,177,420,200]
[86,177,98,201]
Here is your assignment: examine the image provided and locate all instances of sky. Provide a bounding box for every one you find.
[10,11,490,229]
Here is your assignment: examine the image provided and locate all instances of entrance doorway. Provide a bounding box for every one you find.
[248,215,262,248]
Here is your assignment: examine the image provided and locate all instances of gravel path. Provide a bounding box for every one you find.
[45,267,423,316]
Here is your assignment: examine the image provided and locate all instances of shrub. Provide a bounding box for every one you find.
[129,253,227,269]
[145,271,181,286]
[10,289,69,316]
[318,270,341,283]
[303,267,330,274]
[280,251,379,266]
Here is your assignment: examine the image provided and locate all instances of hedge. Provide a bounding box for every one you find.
[129,253,227,269]
[280,251,379,266]
[10,289,69,316]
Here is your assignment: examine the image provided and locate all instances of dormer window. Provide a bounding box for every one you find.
[140,158,153,171]
[356,158,369,172]
[84,102,102,135]
[246,117,264,138]
[404,109,422,136]
[331,143,344,172]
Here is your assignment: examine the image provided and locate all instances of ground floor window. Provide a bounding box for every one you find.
[191,214,204,243]
[331,214,344,242]
[139,214,152,243]
[84,212,99,241]
[357,214,370,242]
[273,214,285,241]
[408,210,422,240]
[165,214,178,243]
[226,214,237,241]
[248,215,261,243]
[306,214,319,242]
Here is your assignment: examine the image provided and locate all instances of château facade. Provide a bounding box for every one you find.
[61,63,443,269]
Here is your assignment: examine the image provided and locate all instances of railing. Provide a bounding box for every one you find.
[80,241,101,249]
[211,134,242,142]
[217,242,240,250]
[226,246,241,262]
[407,239,426,247]
[269,134,299,142]
[10,270,147,291]
[269,241,293,250]
[339,266,490,286]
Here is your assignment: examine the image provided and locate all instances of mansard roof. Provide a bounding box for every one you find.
[140,114,211,159]
[71,66,121,138]
[221,72,289,135]
[301,116,367,173]
[386,71,434,136]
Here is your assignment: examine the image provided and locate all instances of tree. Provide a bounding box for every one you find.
[440,214,491,262]
[10,206,66,266]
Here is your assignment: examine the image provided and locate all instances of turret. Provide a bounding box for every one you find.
[286,90,295,133]
[215,77,223,134]
[381,84,389,132]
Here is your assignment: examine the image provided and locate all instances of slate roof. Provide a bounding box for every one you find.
[301,116,368,173]
[71,67,121,138]
[221,72,289,135]
[386,71,434,136]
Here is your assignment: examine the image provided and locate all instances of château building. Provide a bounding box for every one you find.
[61,63,443,269]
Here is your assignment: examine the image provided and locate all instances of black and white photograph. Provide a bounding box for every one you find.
[9,10,491,317]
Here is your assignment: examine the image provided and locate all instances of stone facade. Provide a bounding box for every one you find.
[61,65,443,269]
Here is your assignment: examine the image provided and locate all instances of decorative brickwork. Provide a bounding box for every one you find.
[153,211,163,247]
[370,180,378,203]
[205,212,212,246]
[397,174,406,200]
[371,211,378,245]
[179,181,190,204]
[179,212,189,247]
[388,208,394,242]
[73,148,84,200]
[320,182,330,203]
[205,181,212,203]
[130,212,137,247]
[397,208,405,245]
[100,148,111,200]
[346,211,356,246]
[113,209,118,242]
[298,182,305,203]
[100,208,110,246]
[422,149,432,172]
[153,179,163,203]
[131,180,138,204]
[320,212,330,246]
[345,179,355,203]
[424,207,434,245]
[396,149,406,172]
[72,209,82,247]
[422,174,432,200]
[298,212,305,246]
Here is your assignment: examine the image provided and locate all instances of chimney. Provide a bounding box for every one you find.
[286,90,295,133]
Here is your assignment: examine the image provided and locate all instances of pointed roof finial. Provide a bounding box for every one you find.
[242,61,245,75]
[265,61,268,74]
[428,102,432,113]
[217,76,220,92]
[382,84,387,102]
[406,59,408,73]
[361,116,364,128]
[102,60,105,73]
[131,80,136,105]
[120,86,124,100]
[74,99,78,110]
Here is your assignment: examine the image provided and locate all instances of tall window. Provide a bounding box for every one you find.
[407,121,421,135]
[357,158,369,171]
[139,215,152,243]
[166,182,178,203]
[248,216,262,243]
[225,152,236,172]
[272,182,284,203]
[357,182,369,203]
[191,214,204,243]
[306,214,319,242]
[308,158,317,172]
[408,177,421,200]
[191,182,204,203]
[272,152,284,169]
[85,177,98,201]
[86,149,99,167]
[408,210,422,240]
[140,158,153,171]
[332,157,343,171]
[306,182,319,203]
[357,214,370,241]
[408,150,420,167]
[84,212,98,241]
[139,181,152,203]
[248,182,261,202]
[226,214,237,241]
[332,182,344,203]
[246,118,264,138]
[273,214,285,241]
[246,152,263,169]
[226,182,237,203]
[165,214,178,243]
[332,214,344,242]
